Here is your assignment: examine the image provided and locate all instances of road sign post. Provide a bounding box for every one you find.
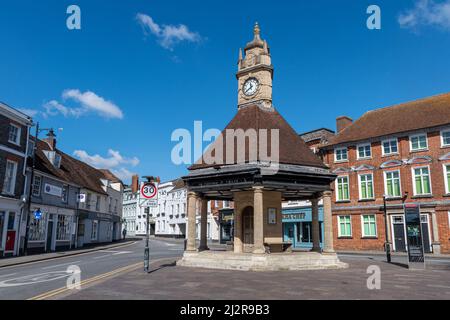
[140,181,158,273]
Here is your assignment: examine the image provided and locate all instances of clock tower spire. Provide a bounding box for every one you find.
[237,22,273,109]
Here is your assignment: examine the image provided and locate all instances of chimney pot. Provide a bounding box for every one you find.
[131,174,139,193]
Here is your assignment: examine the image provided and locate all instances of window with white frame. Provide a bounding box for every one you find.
[442,130,450,147]
[96,195,101,211]
[448,211,450,228]
[413,166,432,195]
[410,134,428,151]
[29,211,47,241]
[382,139,398,155]
[359,173,374,199]
[91,220,98,240]
[361,214,377,237]
[444,164,450,194]
[357,143,371,159]
[2,160,18,195]
[336,176,350,201]
[8,124,21,145]
[338,216,352,237]
[384,170,401,198]
[32,175,42,197]
[335,148,348,162]
[56,215,71,241]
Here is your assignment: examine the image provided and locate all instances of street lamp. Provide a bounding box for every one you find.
[22,123,58,256]
[382,194,392,263]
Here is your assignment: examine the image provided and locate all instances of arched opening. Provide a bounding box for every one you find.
[242,206,254,253]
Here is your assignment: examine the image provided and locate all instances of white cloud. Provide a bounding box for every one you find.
[62,89,123,119]
[399,0,450,31]
[136,13,201,50]
[110,168,135,183]
[43,100,84,118]
[73,149,139,168]
[74,149,139,184]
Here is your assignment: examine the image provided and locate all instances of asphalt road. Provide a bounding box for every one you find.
[0,238,184,300]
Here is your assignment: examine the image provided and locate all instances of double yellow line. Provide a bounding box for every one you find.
[28,261,143,300]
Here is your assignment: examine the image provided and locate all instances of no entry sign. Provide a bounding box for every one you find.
[141,182,157,199]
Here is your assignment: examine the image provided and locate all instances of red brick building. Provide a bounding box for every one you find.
[320,93,450,254]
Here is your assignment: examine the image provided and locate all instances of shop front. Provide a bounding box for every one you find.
[0,199,21,257]
[77,210,121,247]
[26,205,77,254]
[282,206,324,250]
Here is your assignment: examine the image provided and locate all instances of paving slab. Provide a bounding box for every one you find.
[58,256,450,300]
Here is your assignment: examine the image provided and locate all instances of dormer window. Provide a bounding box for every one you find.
[43,150,61,169]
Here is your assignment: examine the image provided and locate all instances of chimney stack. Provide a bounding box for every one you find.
[44,129,57,150]
[131,174,139,193]
[336,116,353,133]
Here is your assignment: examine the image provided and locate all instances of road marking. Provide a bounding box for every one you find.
[427,284,450,289]
[42,261,82,270]
[28,256,179,300]
[0,241,139,270]
[93,254,112,260]
[0,273,17,279]
[98,250,132,254]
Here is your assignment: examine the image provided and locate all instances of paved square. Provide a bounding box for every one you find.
[58,256,450,300]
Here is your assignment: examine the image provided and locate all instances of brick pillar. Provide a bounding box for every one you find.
[322,191,335,254]
[186,191,198,252]
[253,187,265,254]
[310,197,321,252]
[431,211,441,254]
[199,198,209,251]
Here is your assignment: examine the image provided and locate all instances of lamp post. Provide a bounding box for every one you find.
[23,123,54,255]
[382,194,391,263]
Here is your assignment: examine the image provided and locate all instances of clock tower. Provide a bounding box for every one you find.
[237,23,273,109]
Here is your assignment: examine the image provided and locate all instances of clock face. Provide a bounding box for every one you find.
[243,78,259,96]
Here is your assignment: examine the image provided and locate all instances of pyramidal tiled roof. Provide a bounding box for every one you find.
[189,104,327,170]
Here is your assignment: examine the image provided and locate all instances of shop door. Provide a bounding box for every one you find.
[420,215,431,253]
[284,224,295,246]
[5,212,16,251]
[242,207,254,253]
[392,216,406,252]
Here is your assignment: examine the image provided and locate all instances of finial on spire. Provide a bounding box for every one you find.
[254,22,260,36]
[263,40,268,54]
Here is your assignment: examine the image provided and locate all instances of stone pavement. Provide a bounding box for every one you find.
[58,255,450,300]
[0,238,141,268]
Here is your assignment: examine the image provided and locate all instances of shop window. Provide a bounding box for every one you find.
[56,215,71,241]
[0,212,4,248]
[29,212,47,241]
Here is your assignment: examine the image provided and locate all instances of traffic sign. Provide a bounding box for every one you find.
[33,209,42,220]
[140,182,157,199]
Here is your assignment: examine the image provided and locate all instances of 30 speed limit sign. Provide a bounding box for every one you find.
[141,182,157,199]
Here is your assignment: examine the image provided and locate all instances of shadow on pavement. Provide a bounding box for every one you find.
[147,261,177,274]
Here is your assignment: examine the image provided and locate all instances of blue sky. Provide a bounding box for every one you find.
[1,0,450,183]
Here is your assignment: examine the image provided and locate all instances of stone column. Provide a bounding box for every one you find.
[233,200,243,253]
[253,186,265,254]
[199,198,209,251]
[186,191,198,252]
[431,211,441,254]
[310,197,321,252]
[322,191,335,254]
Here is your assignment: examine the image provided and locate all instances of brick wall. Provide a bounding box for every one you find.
[323,127,450,253]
